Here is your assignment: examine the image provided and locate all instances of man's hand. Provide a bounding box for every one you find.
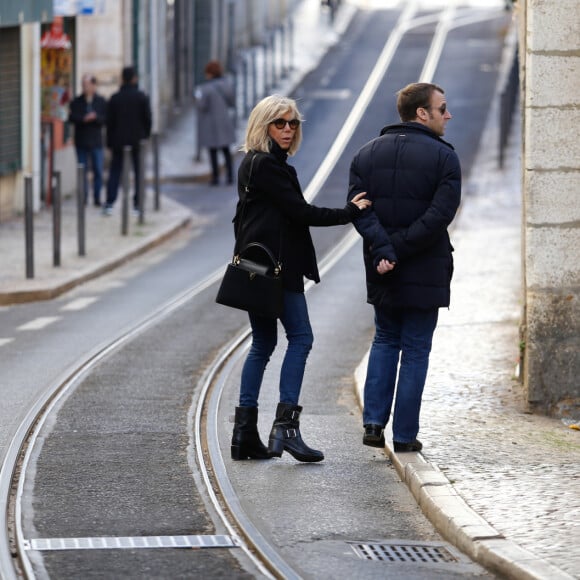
[351,191,372,210]
[377,258,396,275]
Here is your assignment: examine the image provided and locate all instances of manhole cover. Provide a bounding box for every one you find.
[350,541,459,564]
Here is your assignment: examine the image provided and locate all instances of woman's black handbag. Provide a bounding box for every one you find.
[216,242,284,318]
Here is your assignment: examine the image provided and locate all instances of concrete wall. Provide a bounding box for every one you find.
[520,0,580,416]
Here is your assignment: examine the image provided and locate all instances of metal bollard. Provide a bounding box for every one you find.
[52,170,61,267]
[76,164,86,256]
[152,133,160,211]
[138,140,147,225]
[24,175,34,279]
[121,146,131,236]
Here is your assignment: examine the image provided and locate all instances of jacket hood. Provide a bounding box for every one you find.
[379,121,455,150]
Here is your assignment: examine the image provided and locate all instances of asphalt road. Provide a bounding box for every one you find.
[3,4,510,578]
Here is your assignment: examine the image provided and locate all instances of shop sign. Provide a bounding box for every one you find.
[53,0,106,16]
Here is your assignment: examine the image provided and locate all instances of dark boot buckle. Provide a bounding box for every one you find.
[285,428,298,438]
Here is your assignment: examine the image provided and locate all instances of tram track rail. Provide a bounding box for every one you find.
[1,230,360,580]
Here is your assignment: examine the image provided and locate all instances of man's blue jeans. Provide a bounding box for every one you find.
[239,291,313,408]
[363,306,439,443]
[76,146,104,204]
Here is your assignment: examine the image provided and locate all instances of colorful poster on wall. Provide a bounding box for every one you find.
[40,16,72,122]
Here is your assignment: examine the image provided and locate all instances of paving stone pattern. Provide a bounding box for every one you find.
[419,113,580,578]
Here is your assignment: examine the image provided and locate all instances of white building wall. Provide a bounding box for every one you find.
[521,0,580,415]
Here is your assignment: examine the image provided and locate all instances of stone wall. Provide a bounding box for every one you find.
[520,0,580,416]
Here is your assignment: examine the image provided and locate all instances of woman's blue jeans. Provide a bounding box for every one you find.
[239,291,313,408]
[363,306,439,443]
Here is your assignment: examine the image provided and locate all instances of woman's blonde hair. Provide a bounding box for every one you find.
[241,94,303,156]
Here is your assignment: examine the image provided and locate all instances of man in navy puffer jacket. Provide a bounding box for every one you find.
[348,82,461,453]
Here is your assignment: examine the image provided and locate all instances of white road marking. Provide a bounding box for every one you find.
[308,88,352,100]
[17,317,61,331]
[60,297,98,311]
[0,338,14,347]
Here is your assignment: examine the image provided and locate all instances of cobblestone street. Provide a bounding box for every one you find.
[419,111,580,577]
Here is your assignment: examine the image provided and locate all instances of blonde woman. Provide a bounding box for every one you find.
[231,94,370,463]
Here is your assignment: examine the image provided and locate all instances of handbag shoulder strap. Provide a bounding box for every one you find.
[244,152,258,195]
[234,152,283,261]
[233,153,257,254]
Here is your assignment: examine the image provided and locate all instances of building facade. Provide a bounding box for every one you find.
[0,1,52,218]
[517,0,580,416]
[0,0,294,218]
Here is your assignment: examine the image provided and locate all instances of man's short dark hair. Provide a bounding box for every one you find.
[122,66,136,84]
[397,82,444,122]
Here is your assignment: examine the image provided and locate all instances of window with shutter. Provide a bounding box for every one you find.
[0,27,21,176]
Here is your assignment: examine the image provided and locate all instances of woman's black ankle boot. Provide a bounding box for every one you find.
[231,406,271,460]
[268,403,324,463]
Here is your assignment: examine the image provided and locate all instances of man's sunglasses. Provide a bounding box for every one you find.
[424,104,447,115]
[271,118,300,130]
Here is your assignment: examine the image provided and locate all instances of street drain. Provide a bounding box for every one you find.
[349,541,459,564]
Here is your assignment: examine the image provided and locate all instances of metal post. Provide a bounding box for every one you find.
[52,171,61,267]
[288,16,294,74]
[121,146,131,236]
[241,53,248,117]
[263,42,270,93]
[138,140,147,225]
[280,24,287,78]
[251,49,258,104]
[271,31,277,88]
[24,175,34,279]
[152,133,160,211]
[76,164,86,256]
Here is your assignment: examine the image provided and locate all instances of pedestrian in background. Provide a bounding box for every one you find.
[230,94,371,463]
[104,65,152,215]
[348,82,461,453]
[68,74,107,206]
[194,60,236,186]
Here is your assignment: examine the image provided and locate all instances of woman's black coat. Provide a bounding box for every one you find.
[234,143,359,292]
[348,122,462,310]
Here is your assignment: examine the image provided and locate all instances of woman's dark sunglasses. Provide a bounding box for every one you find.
[271,118,300,130]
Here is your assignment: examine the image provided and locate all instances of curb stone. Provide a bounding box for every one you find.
[354,333,574,580]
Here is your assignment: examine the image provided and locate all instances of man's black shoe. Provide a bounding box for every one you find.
[363,424,385,448]
[393,439,423,452]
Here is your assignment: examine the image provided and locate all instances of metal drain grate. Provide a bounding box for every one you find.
[350,541,459,564]
[25,535,239,551]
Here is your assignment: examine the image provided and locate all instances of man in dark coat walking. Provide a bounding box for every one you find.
[104,65,152,215]
[68,74,107,206]
[348,82,461,453]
